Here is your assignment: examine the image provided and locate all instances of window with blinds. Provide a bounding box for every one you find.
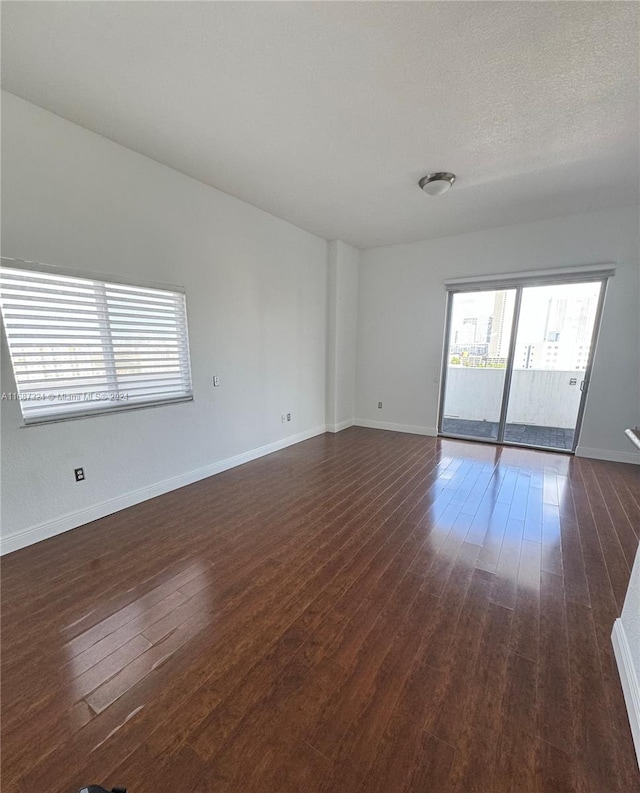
[0,261,193,425]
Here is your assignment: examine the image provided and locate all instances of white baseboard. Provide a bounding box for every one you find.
[326,419,354,433]
[576,445,640,465]
[0,424,327,556]
[353,419,437,437]
[612,618,640,767]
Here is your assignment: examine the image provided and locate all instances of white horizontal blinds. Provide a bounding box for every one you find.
[0,265,192,424]
[103,281,192,403]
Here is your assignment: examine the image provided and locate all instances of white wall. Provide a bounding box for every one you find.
[622,546,640,692]
[1,92,329,548]
[326,240,359,431]
[356,206,640,463]
[614,545,640,763]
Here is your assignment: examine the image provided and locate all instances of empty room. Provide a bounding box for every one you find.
[1,2,639,792]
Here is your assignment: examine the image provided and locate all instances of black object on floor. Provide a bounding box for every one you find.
[78,787,126,793]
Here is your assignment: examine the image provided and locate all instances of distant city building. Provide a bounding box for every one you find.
[450,342,489,357]
[455,315,491,346]
[488,291,512,359]
[449,287,597,372]
[516,293,596,370]
[544,296,567,343]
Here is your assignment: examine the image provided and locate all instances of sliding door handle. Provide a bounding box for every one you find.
[580,379,587,392]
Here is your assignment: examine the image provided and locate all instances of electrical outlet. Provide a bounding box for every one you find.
[287,413,291,422]
[213,375,220,387]
[74,467,85,482]
[378,402,383,409]
[281,414,286,423]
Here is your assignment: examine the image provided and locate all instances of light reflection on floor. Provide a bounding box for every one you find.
[67,561,213,704]
[417,438,573,592]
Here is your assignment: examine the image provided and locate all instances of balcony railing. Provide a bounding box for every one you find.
[442,367,584,449]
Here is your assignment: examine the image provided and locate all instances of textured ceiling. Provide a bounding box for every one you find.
[2,1,638,248]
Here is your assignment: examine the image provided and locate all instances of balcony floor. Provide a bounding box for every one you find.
[441,418,575,450]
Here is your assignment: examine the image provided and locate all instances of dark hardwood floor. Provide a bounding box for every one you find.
[2,427,639,792]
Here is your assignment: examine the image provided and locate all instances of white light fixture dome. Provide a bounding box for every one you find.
[419,172,456,196]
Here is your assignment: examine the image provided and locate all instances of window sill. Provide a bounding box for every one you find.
[19,395,194,427]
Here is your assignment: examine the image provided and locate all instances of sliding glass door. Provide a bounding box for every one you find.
[504,281,602,450]
[439,278,606,452]
[440,289,517,441]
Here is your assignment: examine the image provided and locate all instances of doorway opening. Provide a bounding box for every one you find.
[438,277,607,453]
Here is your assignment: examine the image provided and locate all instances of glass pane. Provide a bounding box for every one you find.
[441,289,516,440]
[504,281,601,450]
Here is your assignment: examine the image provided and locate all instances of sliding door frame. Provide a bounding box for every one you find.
[437,274,609,454]
[496,287,523,445]
[437,290,455,442]
[569,277,608,453]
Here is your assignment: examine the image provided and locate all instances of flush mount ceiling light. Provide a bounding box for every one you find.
[419,172,456,196]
